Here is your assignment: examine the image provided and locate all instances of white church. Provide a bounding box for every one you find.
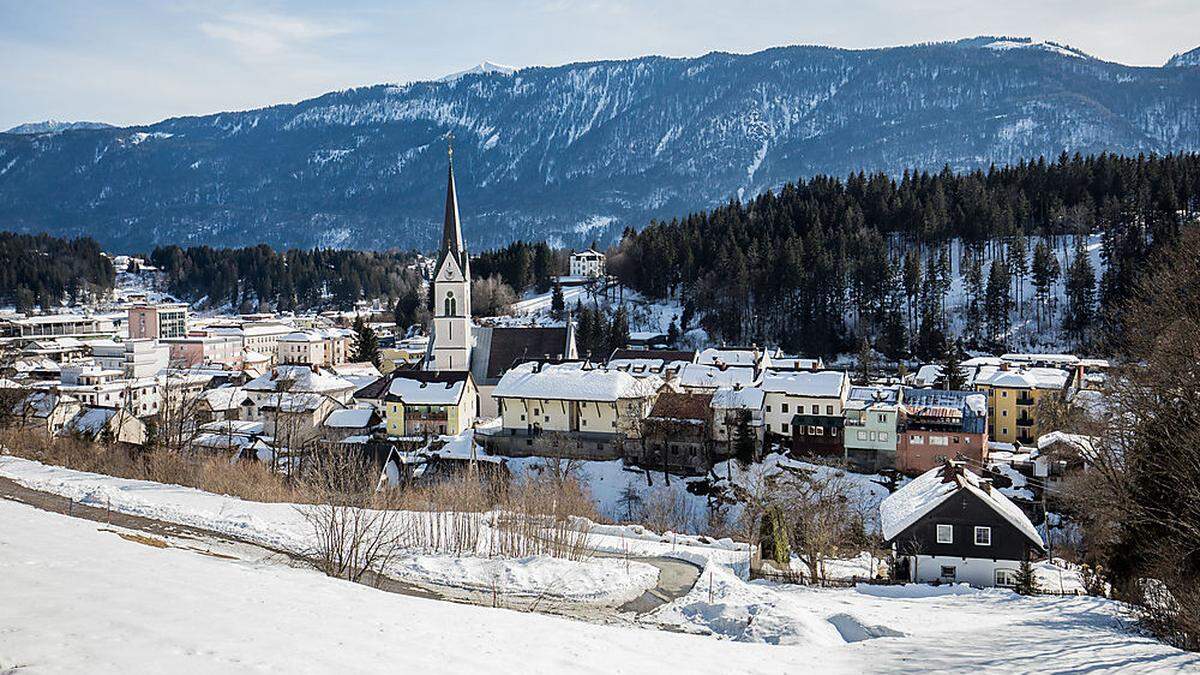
[425,146,578,418]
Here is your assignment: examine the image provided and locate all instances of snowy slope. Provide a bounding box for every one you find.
[4,499,1196,673]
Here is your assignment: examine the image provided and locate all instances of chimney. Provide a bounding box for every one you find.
[978,478,993,495]
[999,362,1010,372]
[940,459,961,483]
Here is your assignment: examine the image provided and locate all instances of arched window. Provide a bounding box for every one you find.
[444,291,457,317]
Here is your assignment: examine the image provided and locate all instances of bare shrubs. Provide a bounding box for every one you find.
[295,449,406,584]
[1,428,297,503]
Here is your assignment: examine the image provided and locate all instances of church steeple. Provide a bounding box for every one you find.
[440,138,467,272]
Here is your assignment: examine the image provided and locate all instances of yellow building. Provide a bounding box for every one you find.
[974,366,1070,445]
[384,371,477,438]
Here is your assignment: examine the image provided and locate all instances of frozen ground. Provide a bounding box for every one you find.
[4,498,1195,673]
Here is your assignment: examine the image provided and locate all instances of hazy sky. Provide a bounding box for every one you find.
[2,0,1198,130]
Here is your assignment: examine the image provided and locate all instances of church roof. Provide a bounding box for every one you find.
[481,327,573,380]
[434,153,468,280]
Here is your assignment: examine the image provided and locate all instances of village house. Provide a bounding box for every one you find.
[881,461,1045,588]
[760,369,850,456]
[321,407,382,444]
[12,390,81,435]
[710,384,766,451]
[896,388,989,475]
[61,406,148,446]
[843,385,903,472]
[974,365,1071,445]
[196,386,245,423]
[239,365,357,421]
[257,392,345,449]
[383,371,477,438]
[633,389,714,474]
[484,362,660,459]
[674,362,758,393]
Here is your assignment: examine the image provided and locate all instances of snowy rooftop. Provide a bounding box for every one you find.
[387,375,467,405]
[760,370,847,398]
[697,348,763,368]
[975,366,1069,390]
[243,366,355,394]
[676,363,757,390]
[493,362,660,402]
[324,408,378,429]
[880,464,1044,549]
[200,387,245,411]
[1036,431,1098,461]
[710,386,764,410]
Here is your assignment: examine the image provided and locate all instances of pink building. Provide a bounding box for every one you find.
[128,303,188,340]
[163,335,243,369]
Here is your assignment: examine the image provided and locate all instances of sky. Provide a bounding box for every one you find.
[2,0,1198,130]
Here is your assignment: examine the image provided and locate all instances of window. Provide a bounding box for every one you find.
[781,423,789,434]
[974,526,992,546]
[995,569,1018,587]
[781,403,789,413]
[912,435,924,445]
[879,432,889,442]
[1002,409,1008,417]
[765,404,771,413]
[811,404,819,414]
[444,291,457,317]
[936,524,953,544]
[856,430,867,441]
[931,436,949,446]
[1002,427,1009,436]
[1001,391,1008,398]
[826,405,833,415]
[940,566,957,580]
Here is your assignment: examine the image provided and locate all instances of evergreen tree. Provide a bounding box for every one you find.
[1007,235,1029,315]
[940,338,967,390]
[666,318,680,346]
[984,258,1012,350]
[351,316,381,366]
[854,335,874,385]
[607,306,630,354]
[1030,239,1060,330]
[1064,241,1096,346]
[549,280,565,321]
[1014,559,1040,596]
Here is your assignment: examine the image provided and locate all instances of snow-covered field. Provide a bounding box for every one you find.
[0,456,658,606]
[4,498,1195,673]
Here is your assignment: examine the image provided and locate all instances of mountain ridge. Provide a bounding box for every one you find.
[1,36,1198,253]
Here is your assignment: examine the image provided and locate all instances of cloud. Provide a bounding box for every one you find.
[199,11,352,59]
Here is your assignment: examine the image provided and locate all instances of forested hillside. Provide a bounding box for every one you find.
[147,245,423,313]
[0,233,114,311]
[1,37,1198,251]
[610,153,1200,358]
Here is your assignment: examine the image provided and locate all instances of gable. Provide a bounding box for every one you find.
[434,250,464,283]
[891,488,1045,554]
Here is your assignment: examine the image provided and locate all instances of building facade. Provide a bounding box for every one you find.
[128,303,188,340]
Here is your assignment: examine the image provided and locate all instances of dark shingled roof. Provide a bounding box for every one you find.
[647,391,714,422]
[485,327,571,380]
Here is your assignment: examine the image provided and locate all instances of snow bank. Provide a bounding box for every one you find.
[648,563,845,646]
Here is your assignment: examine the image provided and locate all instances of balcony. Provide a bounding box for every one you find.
[1016,417,1035,428]
[1016,395,1036,407]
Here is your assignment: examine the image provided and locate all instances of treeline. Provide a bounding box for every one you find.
[473,240,567,295]
[610,152,1200,358]
[149,245,423,312]
[0,233,115,311]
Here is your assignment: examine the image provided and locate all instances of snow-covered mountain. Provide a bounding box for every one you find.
[0,36,1198,252]
[4,119,114,135]
[1165,45,1200,68]
[439,61,518,82]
